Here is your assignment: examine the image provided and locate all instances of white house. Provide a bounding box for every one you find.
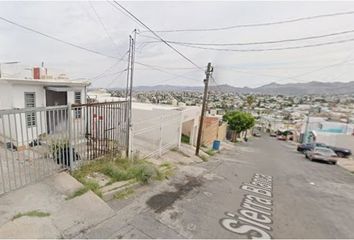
[0,77,90,110]
[0,75,90,149]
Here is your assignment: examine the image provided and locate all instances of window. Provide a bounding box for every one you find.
[25,92,36,127]
[74,91,82,118]
[74,92,81,104]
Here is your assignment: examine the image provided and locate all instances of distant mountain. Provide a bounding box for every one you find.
[130,81,354,95]
[132,85,202,92]
[254,81,354,95]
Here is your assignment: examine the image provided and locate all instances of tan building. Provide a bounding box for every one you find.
[201,116,227,147]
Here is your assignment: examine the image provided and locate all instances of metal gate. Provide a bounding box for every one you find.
[0,101,128,195]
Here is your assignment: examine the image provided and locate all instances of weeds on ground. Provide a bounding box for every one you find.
[12,210,50,221]
[114,188,135,200]
[65,180,102,200]
[181,134,190,144]
[200,155,208,162]
[205,149,216,156]
[65,187,88,200]
[72,157,162,188]
[155,162,174,180]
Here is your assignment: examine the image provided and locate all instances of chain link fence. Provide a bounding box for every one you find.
[132,111,182,158]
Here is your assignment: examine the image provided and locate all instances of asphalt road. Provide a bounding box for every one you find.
[83,136,354,239]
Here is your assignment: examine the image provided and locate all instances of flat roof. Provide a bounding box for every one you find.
[132,102,179,111]
[0,77,91,87]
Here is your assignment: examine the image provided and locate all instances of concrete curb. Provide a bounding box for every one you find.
[337,158,354,173]
[101,180,141,201]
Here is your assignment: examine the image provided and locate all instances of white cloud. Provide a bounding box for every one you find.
[1,1,354,88]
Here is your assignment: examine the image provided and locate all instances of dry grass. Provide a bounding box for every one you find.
[12,210,50,221]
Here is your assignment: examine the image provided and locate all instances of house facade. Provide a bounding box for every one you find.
[0,76,90,149]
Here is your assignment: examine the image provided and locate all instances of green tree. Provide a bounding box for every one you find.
[223,111,256,141]
[246,95,255,111]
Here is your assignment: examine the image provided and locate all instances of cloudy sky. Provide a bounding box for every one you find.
[1,1,354,88]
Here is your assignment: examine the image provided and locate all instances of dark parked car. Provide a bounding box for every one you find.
[297,142,352,158]
[305,147,338,165]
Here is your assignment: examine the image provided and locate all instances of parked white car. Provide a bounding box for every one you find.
[305,147,338,165]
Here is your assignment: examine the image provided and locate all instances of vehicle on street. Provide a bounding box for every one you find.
[253,132,261,137]
[270,132,277,137]
[277,135,287,141]
[305,147,338,164]
[297,142,352,158]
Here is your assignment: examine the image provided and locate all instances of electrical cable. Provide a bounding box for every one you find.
[140,29,354,46]
[135,61,201,82]
[90,50,129,84]
[105,68,128,88]
[171,37,354,52]
[147,10,354,33]
[110,1,205,71]
[0,15,122,59]
[89,1,121,50]
[134,61,198,70]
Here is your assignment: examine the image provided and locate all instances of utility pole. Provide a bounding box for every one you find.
[126,30,137,159]
[195,62,213,156]
[303,110,310,144]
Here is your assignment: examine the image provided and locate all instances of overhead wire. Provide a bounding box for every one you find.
[0,15,124,59]
[90,50,129,84]
[139,29,354,46]
[146,69,201,85]
[134,61,198,70]
[135,61,201,82]
[146,10,354,33]
[89,1,121,50]
[105,68,128,88]
[171,37,354,52]
[93,50,129,77]
[110,1,205,72]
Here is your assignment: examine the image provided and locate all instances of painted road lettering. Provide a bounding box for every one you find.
[220,173,274,239]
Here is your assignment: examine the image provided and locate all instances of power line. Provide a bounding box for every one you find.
[145,69,201,85]
[146,10,354,33]
[110,1,205,72]
[140,29,354,46]
[171,37,354,52]
[94,67,128,81]
[91,50,129,80]
[134,61,198,70]
[89,1,121,50]
[0,15,122,59]
[135,61,200,82]
[105,68,128,88]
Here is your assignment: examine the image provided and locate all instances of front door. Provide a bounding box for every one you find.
[45,90,68,133]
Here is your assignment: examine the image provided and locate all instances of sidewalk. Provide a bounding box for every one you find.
[337,157,354,173]
[0,172,115,238]
[0,142,217,238]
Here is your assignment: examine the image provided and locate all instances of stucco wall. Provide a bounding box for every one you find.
[217,122,227,141]
[182,119,194,136]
